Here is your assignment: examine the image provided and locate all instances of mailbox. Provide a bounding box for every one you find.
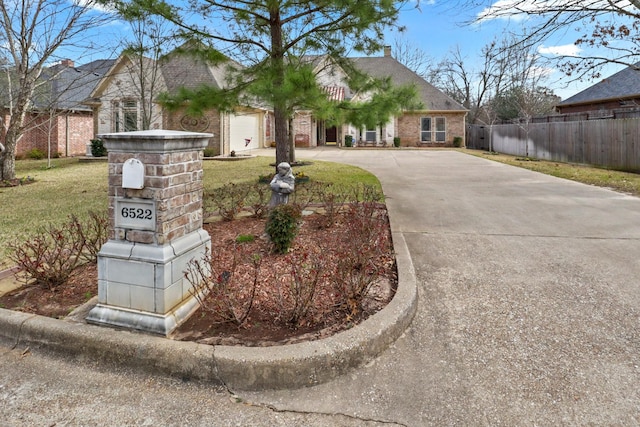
[122,158,145,189]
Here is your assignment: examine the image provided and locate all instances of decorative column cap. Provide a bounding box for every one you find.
[98,130,212,153]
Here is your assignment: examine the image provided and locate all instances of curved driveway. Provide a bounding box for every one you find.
[247,149,640,425]
[2,149,640,425]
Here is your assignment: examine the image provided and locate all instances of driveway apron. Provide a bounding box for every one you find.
[244,149,640,426]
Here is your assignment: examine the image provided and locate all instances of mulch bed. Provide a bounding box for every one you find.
[0,209,396,346]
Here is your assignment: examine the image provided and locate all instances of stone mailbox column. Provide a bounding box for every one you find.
[87,130,211,336]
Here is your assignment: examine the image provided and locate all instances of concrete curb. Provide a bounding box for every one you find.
[0,231,417,391]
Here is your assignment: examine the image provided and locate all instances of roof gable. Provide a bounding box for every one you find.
[350,56,466,112]
[558,62,640,106]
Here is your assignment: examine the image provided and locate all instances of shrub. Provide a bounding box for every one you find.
[90,139,107,157]
[7,211,109,289]
[71,211,109,263]
[203,147,216,157]
[316,183,348,228]
[27,148,46,160]
[205,182,252,220]
[186,245,260,327]
[265,204,301,254]
[277,246,329,326]
[332,203,391,317]
[453,136,463,147]
[246,182,271,218]
[393,137,401,147]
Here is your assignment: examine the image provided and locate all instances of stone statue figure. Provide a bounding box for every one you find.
[269,162,295,207]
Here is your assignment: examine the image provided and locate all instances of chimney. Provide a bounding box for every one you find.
[60,59,74,68]
[383,46,391,57]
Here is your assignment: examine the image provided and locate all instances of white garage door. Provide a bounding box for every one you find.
[230,113,259,152]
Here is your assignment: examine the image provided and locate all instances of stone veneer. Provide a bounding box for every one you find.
[86,130,212,336]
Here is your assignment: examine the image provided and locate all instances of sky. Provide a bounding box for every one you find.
[66,0,634,102]
[384,0,632,100]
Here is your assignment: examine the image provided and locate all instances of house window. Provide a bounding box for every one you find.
[421,117,431,142]
[365,127,377,142]
[113,100,138,132]
[435,117,446,142]
[123,100,138,132]
[421,117,446,143]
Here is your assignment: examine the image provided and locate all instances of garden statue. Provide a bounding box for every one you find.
[269,162,295,207]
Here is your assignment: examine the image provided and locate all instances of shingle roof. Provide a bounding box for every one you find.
[558,62,640,106]
[350,56,466,112]
[37,59,115,111]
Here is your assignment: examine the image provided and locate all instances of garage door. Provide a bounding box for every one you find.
[230,113,259,152]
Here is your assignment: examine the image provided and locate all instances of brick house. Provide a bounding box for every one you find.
[2,59,112,158]
[85,50,269,157]
[556,62,640,118]
[292,47,468,148]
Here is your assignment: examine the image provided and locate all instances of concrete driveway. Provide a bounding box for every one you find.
[244,149,640,425]
[2,149,639,425]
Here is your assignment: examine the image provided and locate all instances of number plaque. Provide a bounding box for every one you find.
[115,199,156,231]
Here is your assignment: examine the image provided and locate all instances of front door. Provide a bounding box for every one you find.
[325,126,337,145]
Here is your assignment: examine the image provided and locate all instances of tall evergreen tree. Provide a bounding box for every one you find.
[113,0,414,165]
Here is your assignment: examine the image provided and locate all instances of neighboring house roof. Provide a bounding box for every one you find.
[558,62,640,106]
[36,59,115,111]
[350,55,466,112]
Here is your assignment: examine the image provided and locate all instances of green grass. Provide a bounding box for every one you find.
[0,156,381,267]
[464,150,640,197]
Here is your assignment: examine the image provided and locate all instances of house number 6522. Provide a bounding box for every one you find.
[121,207,153,220]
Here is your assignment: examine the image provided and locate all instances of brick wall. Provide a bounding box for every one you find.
[164,108,220,155]
[108,149,204,245]
[397,112,466,147]
[3,110,93,158]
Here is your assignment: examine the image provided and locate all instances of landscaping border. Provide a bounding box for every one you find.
[0,231,417,390]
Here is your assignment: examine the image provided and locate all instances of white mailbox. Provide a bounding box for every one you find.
[122,158,145,189]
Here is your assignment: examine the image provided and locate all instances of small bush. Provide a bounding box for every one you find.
[317,183,348,228]
[205,183,252,221]
[10,220,82,289]
[265,204,301,254]
[393,137,401,147]
[246,182,271,218]
[453,136,463,147]
[332,203,391,317]
[27,148,46,160]
[278,247,329,326]
[90,139,107,157]
[187,246,260,327]
[203,147,217,157]
[71,211,109,263]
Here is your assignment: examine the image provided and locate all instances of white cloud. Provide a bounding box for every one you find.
[538,44,581,57]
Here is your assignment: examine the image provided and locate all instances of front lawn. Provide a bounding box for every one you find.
[0,156,381,268]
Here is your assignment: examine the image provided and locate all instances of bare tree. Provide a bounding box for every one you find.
[436,32,556,125]
[467,0,640,80]
[0,0,113,181]
[119,13,175,130]
[390,34,439,81]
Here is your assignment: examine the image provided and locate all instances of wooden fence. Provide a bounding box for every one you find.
[466,118,640,172]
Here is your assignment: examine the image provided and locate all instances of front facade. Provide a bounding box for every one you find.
[86,50,268,156]
[291,48,467,148]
